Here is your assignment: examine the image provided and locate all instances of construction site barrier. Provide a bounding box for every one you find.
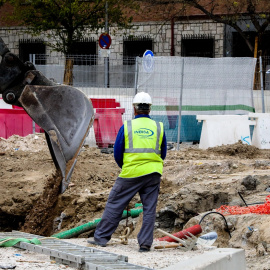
[90,98,120,109]
[87,98,125,148]
[0,109,42,139]
[93,108,125,148]
[197,115,255,149]
[249,113,270,149]
[0,98,12,109]
[0,98,124,147]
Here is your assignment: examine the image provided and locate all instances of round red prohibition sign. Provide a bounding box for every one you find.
[99,33,112,49]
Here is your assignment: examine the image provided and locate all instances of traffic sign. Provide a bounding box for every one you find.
[99,33,112,49]
[143,50,154,58]
[143,50,154,72]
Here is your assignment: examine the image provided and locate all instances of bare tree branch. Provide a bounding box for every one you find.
[143,0,270,54]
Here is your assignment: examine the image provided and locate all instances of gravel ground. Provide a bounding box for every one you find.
[0,238,208,270]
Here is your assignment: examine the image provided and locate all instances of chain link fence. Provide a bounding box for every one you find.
[136,57,256,145]
[31,54,257,148]
[253,56,270,113]
[33,54,136,148]
[33,54,136,88]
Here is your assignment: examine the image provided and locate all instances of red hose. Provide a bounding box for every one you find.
[156,225,202,242]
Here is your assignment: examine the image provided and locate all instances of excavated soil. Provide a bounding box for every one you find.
[21,170,62,236]
[1,134,270,269]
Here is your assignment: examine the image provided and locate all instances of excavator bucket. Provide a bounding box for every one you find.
[0,37,95,193]
[19,85,95,193]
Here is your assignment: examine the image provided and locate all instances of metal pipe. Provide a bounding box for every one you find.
[176,58,184,150]
[133,57,140,119]
[134,57,139,92]
[104,1,109,88]
[104,57,109,88]
[259,56,265,113]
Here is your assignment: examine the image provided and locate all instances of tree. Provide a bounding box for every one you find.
[145,0,270,56]
[7,0,138,84]
[8,0,137,55]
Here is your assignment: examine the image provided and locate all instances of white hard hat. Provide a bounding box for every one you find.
[132,92,152,105]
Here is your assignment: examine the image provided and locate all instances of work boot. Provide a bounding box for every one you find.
[87,238,106,247]
[138,245,150,252]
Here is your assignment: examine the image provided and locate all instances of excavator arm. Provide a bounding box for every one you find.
[0,37,95,193]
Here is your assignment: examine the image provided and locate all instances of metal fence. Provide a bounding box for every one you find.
[33,54,137,148]
[31,54,259,148]
[253,56,270,113]
[33,54,136,88]
[136,56,256,146]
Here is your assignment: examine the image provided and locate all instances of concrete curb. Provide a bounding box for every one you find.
[162,248,246,270]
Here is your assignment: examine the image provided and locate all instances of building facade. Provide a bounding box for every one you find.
[0,19,225,62]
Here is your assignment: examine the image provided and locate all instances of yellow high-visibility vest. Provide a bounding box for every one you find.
[119,117,164,178]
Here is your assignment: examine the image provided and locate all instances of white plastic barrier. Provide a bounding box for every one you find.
[0,98,12,109]
[249,113,270,149]
[84,127,97,147]
[197,115,254,149]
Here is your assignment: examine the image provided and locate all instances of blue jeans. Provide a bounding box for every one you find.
[94,173,161,247]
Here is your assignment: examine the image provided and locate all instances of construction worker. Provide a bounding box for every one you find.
[88,91,167,252]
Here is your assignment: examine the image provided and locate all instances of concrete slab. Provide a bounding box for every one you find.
[162,248,246,270]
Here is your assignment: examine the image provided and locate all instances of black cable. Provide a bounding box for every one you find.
[238,192,249,207]
[247,202,264,205]
[238,192,265,206]
[198,211,232,238]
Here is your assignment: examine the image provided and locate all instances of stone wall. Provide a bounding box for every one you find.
[108,20,224,59]
[0,19,224,59]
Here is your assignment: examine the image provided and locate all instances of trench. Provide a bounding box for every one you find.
[21,170,62,236]
[0,213,25,232]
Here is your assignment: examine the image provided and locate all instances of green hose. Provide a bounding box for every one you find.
[122,208,144,218]
[0,237,41,247]
[52,204,143,239]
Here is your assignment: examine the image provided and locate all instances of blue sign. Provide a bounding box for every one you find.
[99,33,111,49]
[143,50,154,72]
[143,50,154,58]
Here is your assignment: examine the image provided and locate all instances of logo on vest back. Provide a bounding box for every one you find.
[134,128,154,138]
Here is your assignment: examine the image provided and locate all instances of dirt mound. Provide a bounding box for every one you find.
[207,140,261,159]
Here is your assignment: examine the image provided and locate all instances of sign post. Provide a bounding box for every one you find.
[99,33,111,88]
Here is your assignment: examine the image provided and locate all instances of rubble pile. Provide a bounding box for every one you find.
[1,136,270,269]
[0,133,48,152]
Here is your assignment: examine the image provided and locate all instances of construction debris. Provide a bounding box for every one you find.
[1,137,270,269]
